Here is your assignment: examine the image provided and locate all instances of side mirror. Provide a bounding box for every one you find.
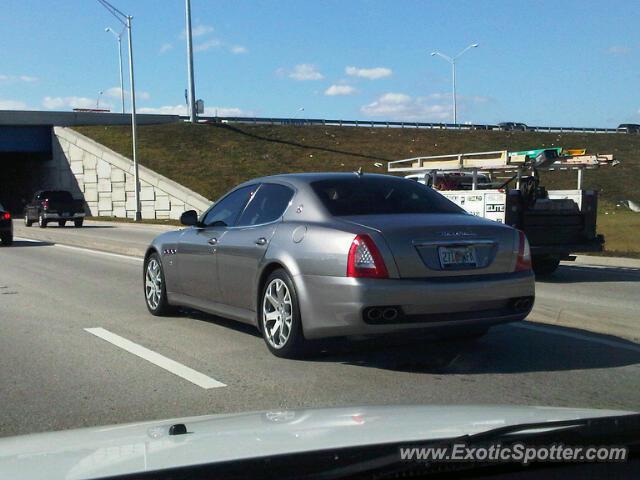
[180,210,199,226]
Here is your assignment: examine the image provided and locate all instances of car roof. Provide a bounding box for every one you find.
[239,172,401,189]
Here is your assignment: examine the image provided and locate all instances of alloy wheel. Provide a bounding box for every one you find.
[145,258,163,310]
[262,278,293,349]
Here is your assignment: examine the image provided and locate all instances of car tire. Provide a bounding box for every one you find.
[24,213,33,227]
[74,219,83,228]
[260,269,308,358]
[532,256,560,277]
[38,213,47,228]
[143,252,173,316]
[0,233,12,246]
[58,220,66,227]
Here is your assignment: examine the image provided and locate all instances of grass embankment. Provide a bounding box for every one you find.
[75,123,640,256]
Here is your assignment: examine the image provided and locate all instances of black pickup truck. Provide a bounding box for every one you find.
[24,190,85,228]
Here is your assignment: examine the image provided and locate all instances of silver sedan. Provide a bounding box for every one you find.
[143,173,535,358]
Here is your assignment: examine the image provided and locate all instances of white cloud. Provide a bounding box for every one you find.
[105,87,122,99]
[0,99,28,110]
[179,24,247,55]
[192,39,248,54]
[345,66,392,80]
[181,24,214,39]
[194,38,222,52]
[42,96,112,110]
[324,85,357,96]
[137,104,254,117]
[0,74,39,83]
[230,45,247,54]
[159,42,173,54]
[361,92,450,120]
[191,24,214,37]
[105,87,150,101]
[288,64,324,81]
[606,45,631,55]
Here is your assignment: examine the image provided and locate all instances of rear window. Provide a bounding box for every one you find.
[311,176,464,216]
[43,191,73,202]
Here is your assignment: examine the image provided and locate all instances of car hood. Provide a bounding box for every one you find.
[0,405,633,480]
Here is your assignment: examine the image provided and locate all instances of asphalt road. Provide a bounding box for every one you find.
[12,219,174,256]
[1,221,639,437]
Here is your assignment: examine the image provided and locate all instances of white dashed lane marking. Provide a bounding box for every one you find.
[85,327,226,389]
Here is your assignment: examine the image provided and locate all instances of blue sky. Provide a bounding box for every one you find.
[1,0,638,126]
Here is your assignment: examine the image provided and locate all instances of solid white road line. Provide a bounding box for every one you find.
[15,237,143,262]
[513,323,640,353]
[84,327,226,389]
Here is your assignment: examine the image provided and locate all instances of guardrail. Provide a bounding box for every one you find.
[182,115,633,134]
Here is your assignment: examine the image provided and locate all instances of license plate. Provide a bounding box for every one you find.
[438,246,477,268]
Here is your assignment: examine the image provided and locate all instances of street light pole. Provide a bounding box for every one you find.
[185,0,197,123]
[451,61,456,125]
[431,43,478,125]
[126,15,141,221]
[105,27,126,114]
[97,0,141,221]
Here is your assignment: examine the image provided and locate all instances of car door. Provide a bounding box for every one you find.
[177,185,257,304]
[215,183,295,311]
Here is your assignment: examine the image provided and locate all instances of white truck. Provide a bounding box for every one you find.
[389,148,617,276]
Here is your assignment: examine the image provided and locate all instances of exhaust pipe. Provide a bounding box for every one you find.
[512,297,532,311]
[382,307,399,322]
[366,308,382,322]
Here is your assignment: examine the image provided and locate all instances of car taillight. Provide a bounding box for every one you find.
[515,230,532,272]
[42,199,49,210]
[1,212,10,220]
[347,234,388,279]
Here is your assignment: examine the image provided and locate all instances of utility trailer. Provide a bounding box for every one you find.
[389,148,618,276]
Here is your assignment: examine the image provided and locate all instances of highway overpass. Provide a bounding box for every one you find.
[0,110,180,214]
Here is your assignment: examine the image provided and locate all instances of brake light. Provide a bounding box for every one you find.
[1,212,10,220]
[515,230,532,272]
[347,234,388,278]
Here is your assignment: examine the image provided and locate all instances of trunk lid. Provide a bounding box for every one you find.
[338,213,518,278]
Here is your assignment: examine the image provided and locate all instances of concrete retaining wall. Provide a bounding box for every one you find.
[45,126,211,220]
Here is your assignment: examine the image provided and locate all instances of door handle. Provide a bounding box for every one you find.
[255,237,267,246]
[208,237,218,246]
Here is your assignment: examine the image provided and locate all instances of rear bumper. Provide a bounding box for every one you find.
[295,271,535,339]
[530,235,604,257]
[42,212,85,221]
